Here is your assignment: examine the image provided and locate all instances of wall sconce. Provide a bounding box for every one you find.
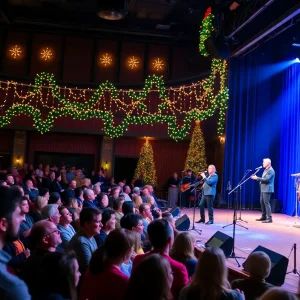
[40,47,53,61]
[152,58,164,71]
[16,156,20,167]
[128,56,140,70]
[219,135,226,145]
[9,45,22,59]
[100,53,112,67]
[105,161,108,168]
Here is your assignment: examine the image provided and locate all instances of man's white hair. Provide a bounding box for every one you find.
[263,158,271,164]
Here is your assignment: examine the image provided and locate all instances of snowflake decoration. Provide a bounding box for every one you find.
[41,48,53,61]
[153,58,164,71]
[100,53,112,67]
[9,45,22,59]
[128,56,139,69]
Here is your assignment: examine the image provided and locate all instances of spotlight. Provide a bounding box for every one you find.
[295,58,300,63]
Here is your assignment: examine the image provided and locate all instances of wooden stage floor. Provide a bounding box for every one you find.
[181,208,300,293]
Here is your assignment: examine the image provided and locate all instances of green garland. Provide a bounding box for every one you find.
[0,59,228,140]
[199,7,215,57]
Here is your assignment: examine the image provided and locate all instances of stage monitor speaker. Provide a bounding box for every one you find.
[243,245,289,286]
[205,231,233,257]
[175,214,190,231]
[169,206,180,218]
[270,199,283,213]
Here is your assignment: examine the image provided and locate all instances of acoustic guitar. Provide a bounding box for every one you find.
[181,181,203,192]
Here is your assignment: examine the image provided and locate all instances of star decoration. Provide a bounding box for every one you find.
[128,56,139,69]
[9,45,22,59]
[100,53,112,67]
[41,48,53,61]
[153,58,164,71]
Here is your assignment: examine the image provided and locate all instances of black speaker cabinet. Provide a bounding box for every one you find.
[169,206,180,218]
[243,245,289,286]
[205,231,233,257]
[175,214,190,231]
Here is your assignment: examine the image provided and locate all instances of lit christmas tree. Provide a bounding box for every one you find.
[185,121,207,173]
[134,138,157,185]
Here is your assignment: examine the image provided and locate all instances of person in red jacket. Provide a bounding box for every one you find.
[133,219,189,300]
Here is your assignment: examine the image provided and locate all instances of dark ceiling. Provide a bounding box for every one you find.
[0,0,212,43]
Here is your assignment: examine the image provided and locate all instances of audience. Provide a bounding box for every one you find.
[232,251,273,300]
[79,229,134,300]
[94,208,116,247]
[133,219,189,300]
[259,288,298,300]
[68,207,102,276]
[82,189,97,208]
[122,200,135,215]
[74,187,84,207]
[139,203,153,236]
[38,251,80,300]
[19,196,35,249]
[48,192,62,206]
[50,172,64,194]
[24,179,39,201]
[41,204,60,225]
[179,247,244,300]
[170,232,197,278]
[0,186,31,300]
[113,198,124,229]
[56,206,76,253]
[64,180,77,204]
[31,195,48,222]
[125,253,173,300]
[97,192,109,211]
[123,185,132,201]
[22,220,62,298]
[162,212,180,238]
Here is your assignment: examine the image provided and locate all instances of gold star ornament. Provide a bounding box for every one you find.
[40,48,53,61]
[153,58,164,71]
[128,56,140,69]
[100,53,112,67]
[9,45,22,59]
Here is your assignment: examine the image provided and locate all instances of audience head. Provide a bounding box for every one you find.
[123,185,131,194]
[170,232,195,263]
[25,179,34,189]
[83,189,95,202]
[11,185,24,196]
[133,187,140,195]
[79,207,102,237]
[98,192,109,208]
[82,178,91,188]
[50,171,55,181]
[89,229,134,275]
[31,220,62,251]
[259,288,298,300]
[58,206,73,226]
[127,230,142,254]
[69,180,76,189]
[39,251,80,300]
[0,186,22,245]
[162,212,175,226]
[139,203,152,219]
[120,213,144,234]
[101,209,116,233]
[190,247,229,298]
[133,195,143,208]
[74,187,84,199]
[68,207,79,222]
[0,180,7,186]
[55,172,61,182]
[41,204,60,225]
[142,187,150,196]
[19,196,30,215]
[122,201,134,215]
[244,251,271,280]
[36,195,48,211]
[124,254,173,300]
[147,219,174,250]
[5,174,14,186]
[40,188,50,201]
[49,192,62,206]
[113,198,124,213]
[66,197,79,209]
[92,184,101,195]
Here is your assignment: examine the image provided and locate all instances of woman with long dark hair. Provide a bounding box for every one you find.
[124,254,173,300]
[79,229,134,300]
[39,251,80,300]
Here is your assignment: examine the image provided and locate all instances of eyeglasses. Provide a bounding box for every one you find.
[45,229,60,237]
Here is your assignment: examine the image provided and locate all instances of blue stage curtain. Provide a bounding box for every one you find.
[223,31,299,214]
[278,64,300,215]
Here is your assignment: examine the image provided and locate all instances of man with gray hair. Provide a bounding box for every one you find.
[232,251,273,300]
[83,188,97,208]
[41,204,60,225]
[251,158,275,223]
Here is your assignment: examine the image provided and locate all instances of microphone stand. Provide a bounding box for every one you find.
[189,180,202,235]
[237,170,252,224]
[179,171,185,209]
[224,168,261,267]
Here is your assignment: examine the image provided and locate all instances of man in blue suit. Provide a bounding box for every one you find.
[251,158,275,223]
[196,165,218,225]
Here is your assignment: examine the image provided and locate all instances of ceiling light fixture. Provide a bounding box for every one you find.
[97,0,127,21]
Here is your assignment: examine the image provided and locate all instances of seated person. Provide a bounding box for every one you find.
[232,251,273,300]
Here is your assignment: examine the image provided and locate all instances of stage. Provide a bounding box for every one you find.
[182,208,300,293]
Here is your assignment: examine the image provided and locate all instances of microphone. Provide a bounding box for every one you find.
[255,166,263,170]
